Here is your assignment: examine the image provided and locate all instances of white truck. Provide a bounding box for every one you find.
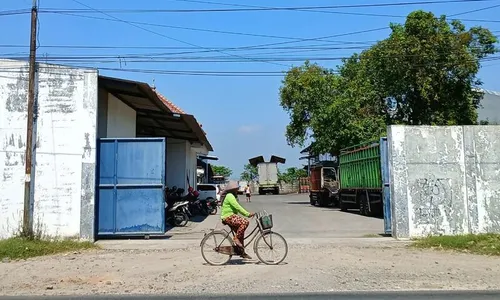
[249,155,286,195]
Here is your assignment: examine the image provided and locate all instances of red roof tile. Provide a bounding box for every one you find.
[153,89,185,114]
[153,88,208,136]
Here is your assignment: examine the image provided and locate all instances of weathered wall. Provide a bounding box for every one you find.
[279,181,299,194]
[388,125,500,239]
[0,59,98,239]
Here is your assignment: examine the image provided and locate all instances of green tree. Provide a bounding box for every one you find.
[278,167,308,183]
[279,10,497,155]
[362,10,497,125]
[211,165,232,178]
[280,60,385,155]
[240,164,258,181]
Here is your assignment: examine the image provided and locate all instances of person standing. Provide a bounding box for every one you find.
[245,184,251,202]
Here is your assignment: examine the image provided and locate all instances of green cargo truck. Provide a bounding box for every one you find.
[338,137,390,219]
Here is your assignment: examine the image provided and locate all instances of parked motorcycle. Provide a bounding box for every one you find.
[206,198,218,215]
[164,186,189,227]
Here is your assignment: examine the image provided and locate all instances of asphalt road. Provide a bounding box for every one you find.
[242,193,384,238]
[2,291,500,299]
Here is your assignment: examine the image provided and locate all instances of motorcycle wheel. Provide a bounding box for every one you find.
[209,205,217,215]
[174,212,189,227]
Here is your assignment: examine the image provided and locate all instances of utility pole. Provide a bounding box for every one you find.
[23,0,38,238]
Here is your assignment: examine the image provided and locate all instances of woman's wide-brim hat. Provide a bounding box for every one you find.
[224,180,239,192]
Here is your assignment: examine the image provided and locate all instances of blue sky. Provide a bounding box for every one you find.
[1,0,499,178]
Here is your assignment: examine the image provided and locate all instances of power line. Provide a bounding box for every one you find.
[40,0,496,14]
[68,0,289,67]
[0,55,498,77]
[0,9,30,16]
[173,0,500,21]
[46,11,379,44]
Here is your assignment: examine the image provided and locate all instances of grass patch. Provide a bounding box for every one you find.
[362,233,382,238]
[412,233,500,256]
[0,237,99,260]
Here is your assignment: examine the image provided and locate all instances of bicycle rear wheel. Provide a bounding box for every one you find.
[254,231,288,265]
[200,231,233,266]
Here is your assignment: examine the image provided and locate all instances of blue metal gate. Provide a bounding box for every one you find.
[379,137,392,235]
[97,138,166,235]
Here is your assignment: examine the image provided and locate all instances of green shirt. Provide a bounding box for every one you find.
[221,193,250,220]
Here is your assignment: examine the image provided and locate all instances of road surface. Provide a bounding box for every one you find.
[2,291,500,299]
[1,194,500,296]
[242,193,384,238]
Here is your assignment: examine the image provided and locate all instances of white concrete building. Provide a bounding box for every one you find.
[0,59,213,240]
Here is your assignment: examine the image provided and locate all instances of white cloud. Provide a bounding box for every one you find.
[237,125,262,134]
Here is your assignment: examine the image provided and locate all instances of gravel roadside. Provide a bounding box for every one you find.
[0,238,499,296]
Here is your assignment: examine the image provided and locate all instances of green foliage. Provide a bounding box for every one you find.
[279,10,498,155]
[278,167,308,183]
[0,237,98,260]
[211,165,232,178]
[413,234,500,256]
[240,164,258,181]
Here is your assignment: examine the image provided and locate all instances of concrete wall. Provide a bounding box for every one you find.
[388,125,500,239]
[166,139,208,191]
[97,91,136,138]
[0,60,98,239]
[279,181,299,194]
[166,138,188,190]
[106,94,136,138]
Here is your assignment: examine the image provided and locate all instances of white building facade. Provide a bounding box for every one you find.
[0,59,212,240]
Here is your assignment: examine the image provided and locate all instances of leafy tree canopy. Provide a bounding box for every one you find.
[240,164,258,181]
[279,10,497,155]
[211,165,233,178]
[278,167,308,183]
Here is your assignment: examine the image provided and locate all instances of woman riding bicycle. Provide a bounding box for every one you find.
[220,180,254,259]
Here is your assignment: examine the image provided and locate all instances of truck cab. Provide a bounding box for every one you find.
[309,162,339,207]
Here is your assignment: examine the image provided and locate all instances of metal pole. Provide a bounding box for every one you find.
[23,0,38,238]
[205,159,208,183]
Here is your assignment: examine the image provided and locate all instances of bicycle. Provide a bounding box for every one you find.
[200,211,288,266]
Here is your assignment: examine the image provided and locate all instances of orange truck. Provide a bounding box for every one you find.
[309,161,339,207]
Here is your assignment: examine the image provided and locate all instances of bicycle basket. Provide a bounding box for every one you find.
[259,213,273,230]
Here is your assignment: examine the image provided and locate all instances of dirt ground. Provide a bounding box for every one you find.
[1,238,499,296]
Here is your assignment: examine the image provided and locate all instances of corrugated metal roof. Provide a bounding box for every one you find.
[473,88,500,97]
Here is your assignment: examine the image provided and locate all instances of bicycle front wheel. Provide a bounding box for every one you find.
[254,231,288,265]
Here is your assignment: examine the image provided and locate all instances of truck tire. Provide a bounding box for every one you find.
[273,187,279,195]
[309,195,316,206]
[258,188,265,195]
[359,193,371,216]
[339,198,347,212]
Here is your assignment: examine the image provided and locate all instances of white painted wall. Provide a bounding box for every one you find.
[166,138,188,191]
[166,139,209,191]
[106,93,136,138]
[0,60,98,239]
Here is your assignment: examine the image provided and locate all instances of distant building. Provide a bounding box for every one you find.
[478,89,500,124]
